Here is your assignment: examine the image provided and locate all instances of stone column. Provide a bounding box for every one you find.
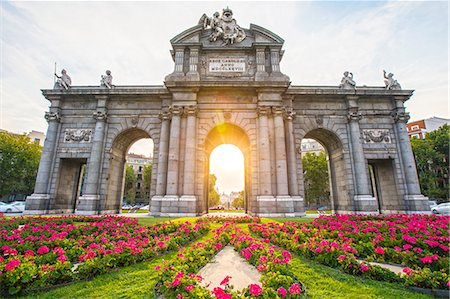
[186,47,200,80]
[165,105,183,197]
[257,106,272,196]
[25,98,61,214]
[182,105,197,196]
[283,108,299,196]
[347,97,378,212]
[155,110,171,196]
[255,47,268,81]
[77,96,108,215]
[272,107,289,196]
[392,98,429,212]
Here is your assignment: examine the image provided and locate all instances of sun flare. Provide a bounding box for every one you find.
[209,144,244,194]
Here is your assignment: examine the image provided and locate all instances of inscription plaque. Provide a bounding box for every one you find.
[209,58,246,72]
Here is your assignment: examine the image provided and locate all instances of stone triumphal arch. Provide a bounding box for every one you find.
[26,8,429,216]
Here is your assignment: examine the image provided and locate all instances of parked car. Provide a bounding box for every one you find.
[0,201,26,213]
[431,202,450,214]
[428,200,438,209]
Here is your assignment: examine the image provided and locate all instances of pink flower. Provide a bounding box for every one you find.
[157,241,165,248]
[171,279,181,287]
[259,256,268,263]
[277,287,287,298]
[24,249,35,257]
[5,259,20,271]
[337,255,346,261]
[403,244,412,251]
[220,276,231,285]
[289,283,302,294]
[360,263,369,273]
[57,255,68,262]
[212,287,232,299]
[214,243,223,250]
[413,247,423,254]
[374,247,385,255]
[154,265,161,271]
[314,247,323,253]
[184,284,194,291]
[37,246,50,255]
[176,294,183,299]
[249,284,262,296]
[402,267,414,276]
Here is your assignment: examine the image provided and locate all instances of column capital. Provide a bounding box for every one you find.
[391,110,410,123]
[183,105,198,116]
[347,107,362,122]
[257,106,271,116]
[93,111,108,121]
[271,106,284,116]
[159,110,172,121]
[44,111,61,122]
[170,105,183,116]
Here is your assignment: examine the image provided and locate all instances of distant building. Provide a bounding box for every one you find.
[126,153,152,201]
[27,131,45,146]
[300,139,325,156]
[407,117,450,139]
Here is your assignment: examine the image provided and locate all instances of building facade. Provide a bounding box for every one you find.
[25,9,429,216]
[126,153,152,201]
[406,117,450,139]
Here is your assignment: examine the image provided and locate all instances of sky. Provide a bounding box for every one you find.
[1,0,448,193]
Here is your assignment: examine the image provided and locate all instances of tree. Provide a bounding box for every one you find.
[411,124,449,199]
[0,132,42,198]
[208,173,220,208]
[124,164,137,204]
[302,151,330,207]
[232,190,245,209]
[142,163,152,200]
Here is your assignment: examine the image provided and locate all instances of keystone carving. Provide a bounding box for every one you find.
[392,111,410,123]
[362,129,391,143]
[64,129,92,143]
[347,108,362,122]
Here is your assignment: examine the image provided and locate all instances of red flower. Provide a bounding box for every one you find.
[249,284,262,296]
[402,267,414,276]
[184,284,194,291]
[220,276,231,285]
[360,263,369,273]
[5,259,20,271]
[37,246,50,255]
[277,287,287,298]
[57,255,68,263]
[289,283,302,294]
[374,247,385,255]
[212,287,232,299]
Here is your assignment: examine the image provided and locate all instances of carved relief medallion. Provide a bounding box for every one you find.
[362,129,391,143]
[64,129,92,143]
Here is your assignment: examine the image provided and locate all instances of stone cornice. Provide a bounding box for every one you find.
[286,86,414,99]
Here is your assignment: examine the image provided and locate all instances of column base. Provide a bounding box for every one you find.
[354,195,379,212]
[24,193,51,214]
[404,194,431,214]
[149,195,164,216]
[158,195,197,215]
[256,195,298,215]
[76,195,100,215]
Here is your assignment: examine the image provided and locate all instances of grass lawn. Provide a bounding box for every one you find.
[290,256,432,299]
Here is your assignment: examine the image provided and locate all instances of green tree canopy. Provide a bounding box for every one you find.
[411,124,449,199]
[208,173,220,208]
[124,164,137,204]
[142,163,152,200]
[302,151,330,207]
[0,132,42,197]
[232,190,245,209]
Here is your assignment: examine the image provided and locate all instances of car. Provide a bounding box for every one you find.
[0,201,26,213]
[431,202,450,215]
[428,200,438,209]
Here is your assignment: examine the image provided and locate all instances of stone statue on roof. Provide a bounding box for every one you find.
[383,70,401,90]
[339,71,356,90]
[100,70,113,89]
[54,69,71,89]
[200,7,246,45]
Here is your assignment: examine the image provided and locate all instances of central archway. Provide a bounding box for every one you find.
[203,123,251,214]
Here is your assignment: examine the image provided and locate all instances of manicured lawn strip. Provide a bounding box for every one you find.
[288,256,433,299]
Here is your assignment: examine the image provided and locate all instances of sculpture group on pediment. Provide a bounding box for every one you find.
[200,7,246,45]
[100,70,113,88]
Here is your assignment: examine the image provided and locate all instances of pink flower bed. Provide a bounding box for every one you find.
[0,215,209,295]
[249,214,449,289]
